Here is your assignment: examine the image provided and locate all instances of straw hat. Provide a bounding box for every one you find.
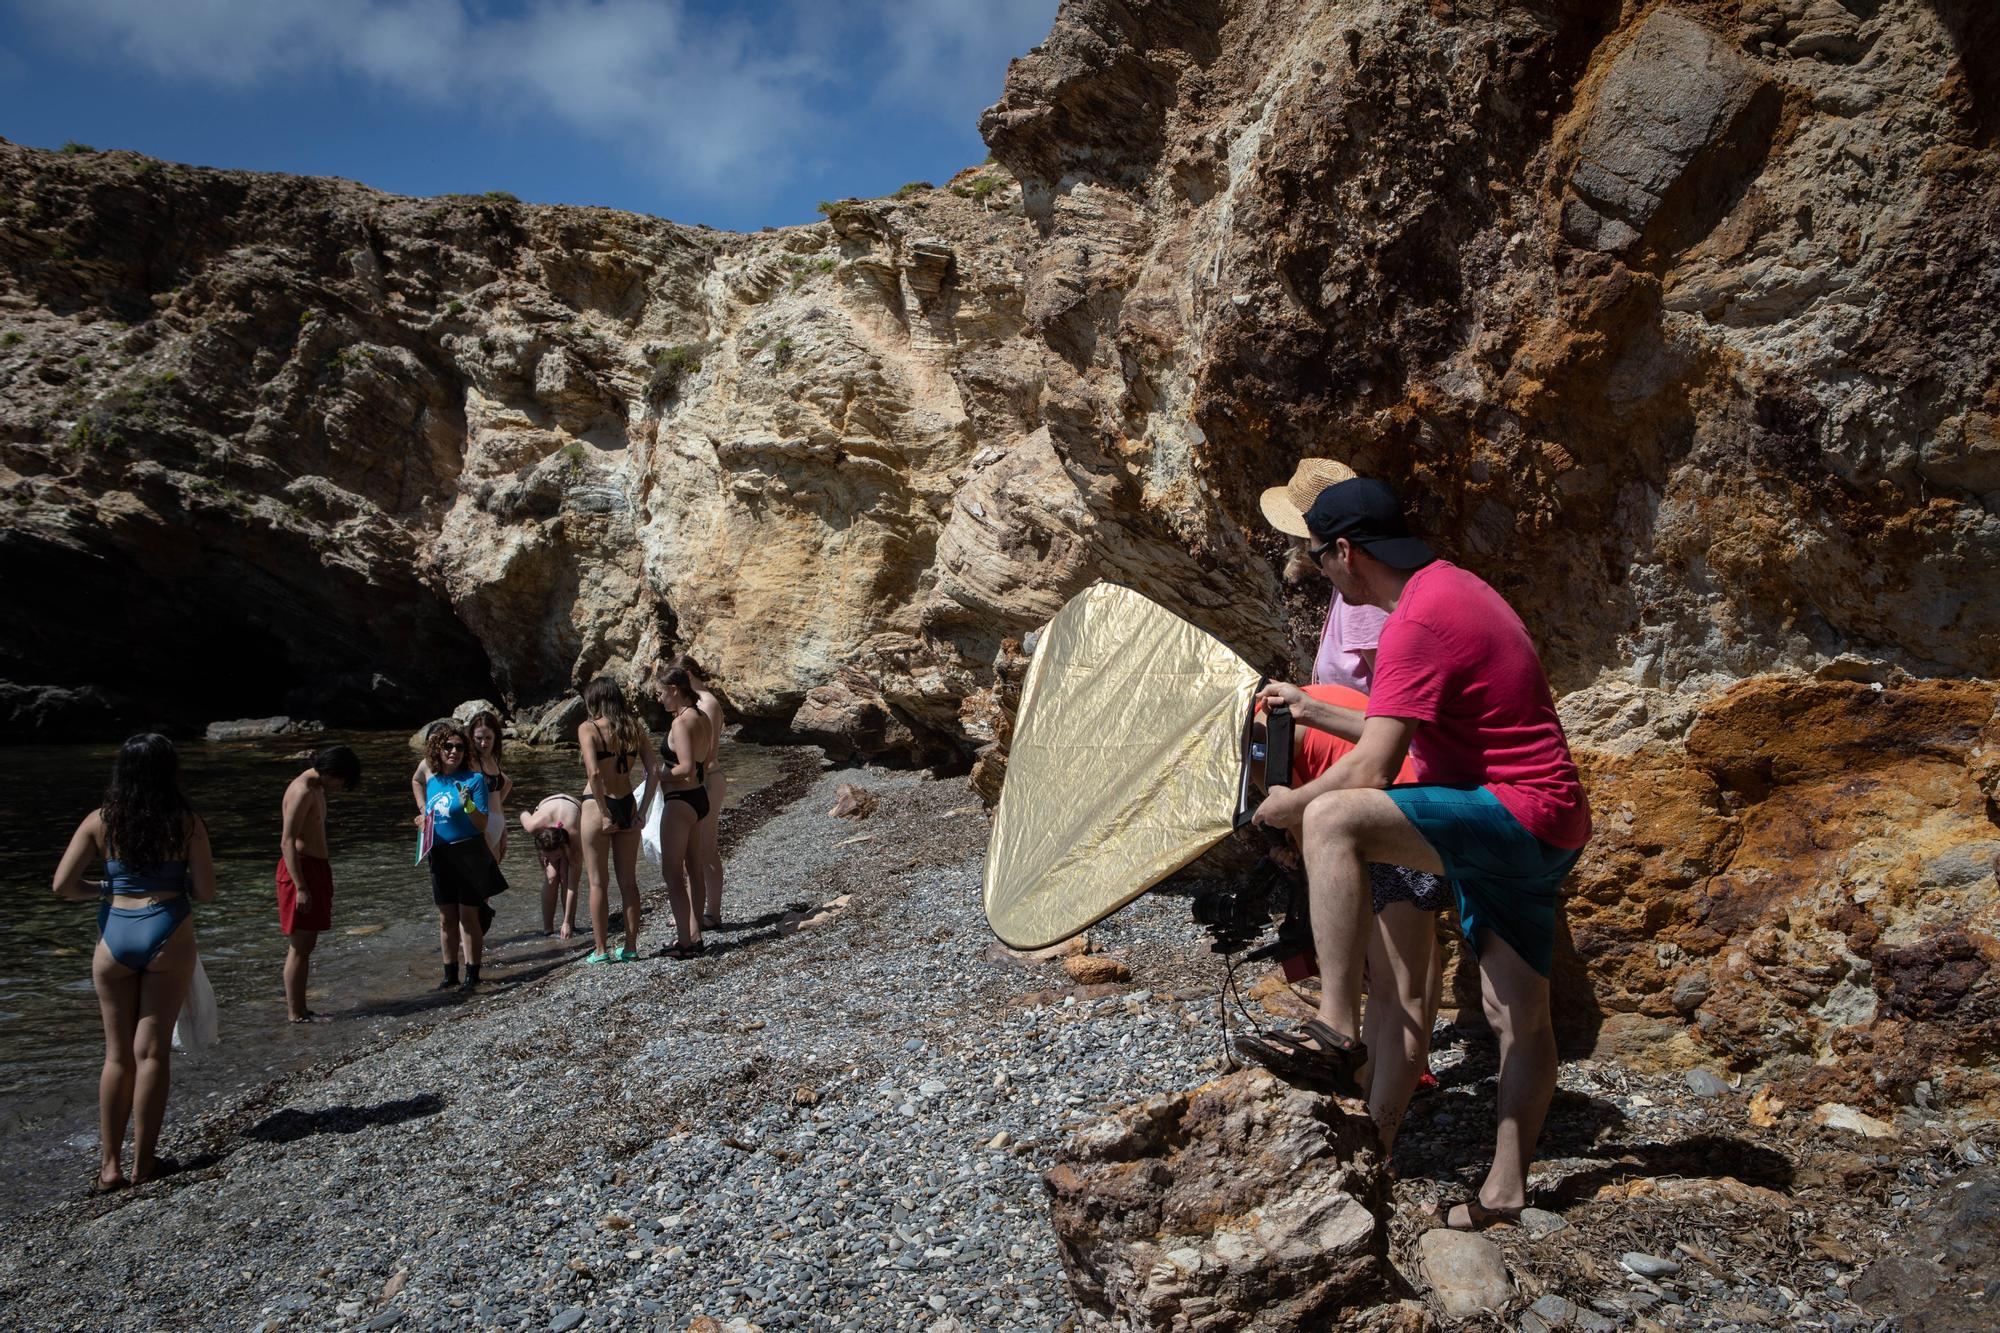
[1258,458,1357,538]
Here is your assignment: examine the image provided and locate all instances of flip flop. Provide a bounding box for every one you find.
[86,1176,128,1197]
[662,940,706,960]
[1442,1199,1522,1231]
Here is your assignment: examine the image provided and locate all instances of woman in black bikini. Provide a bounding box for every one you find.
[651,667,714,959]
[576,677,659,964]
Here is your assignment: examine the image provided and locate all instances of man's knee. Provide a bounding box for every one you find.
[288,932,317,955]
[1301,790,1369,850]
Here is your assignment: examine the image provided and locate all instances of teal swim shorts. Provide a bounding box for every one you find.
[1383,783,1582,977]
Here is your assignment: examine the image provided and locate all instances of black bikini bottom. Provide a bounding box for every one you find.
[662,786,711,821]
[603,794,638,830]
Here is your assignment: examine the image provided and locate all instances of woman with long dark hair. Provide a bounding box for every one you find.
[467,710,512,865]
[651,667,715,958]
[576,677,659,963]
[675,656,728,930]
[51,734,217,1191]
[417,723,499,991]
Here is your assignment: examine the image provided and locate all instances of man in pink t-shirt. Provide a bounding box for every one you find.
[1247,477,1591,1232]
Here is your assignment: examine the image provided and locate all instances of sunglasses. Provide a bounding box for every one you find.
[439,742,465,752]
[1307,539,1337,563]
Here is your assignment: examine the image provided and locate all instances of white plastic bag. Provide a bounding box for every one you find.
[639,774,665,867]
[172,955,219,1055]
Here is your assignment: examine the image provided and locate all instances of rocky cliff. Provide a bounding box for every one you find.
[3,1,1997,1114]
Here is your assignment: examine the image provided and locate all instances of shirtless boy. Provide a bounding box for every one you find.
[277,746,361,1023]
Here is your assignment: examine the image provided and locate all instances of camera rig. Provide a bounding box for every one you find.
[1189,689,1315,962]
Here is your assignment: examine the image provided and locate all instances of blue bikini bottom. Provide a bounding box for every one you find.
[98,897,191,972]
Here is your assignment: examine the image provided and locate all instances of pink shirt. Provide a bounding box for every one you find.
[1366,562,1591,850]
[1313,594,1388,693]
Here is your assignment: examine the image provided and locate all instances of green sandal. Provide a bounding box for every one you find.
[617,946,637,963]
[585,950,614,965]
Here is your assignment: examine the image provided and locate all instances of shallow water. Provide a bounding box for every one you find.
[0,729,791,1211]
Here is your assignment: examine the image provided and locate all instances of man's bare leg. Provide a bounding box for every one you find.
[1299,789,1445,1040]
[283,930,317,1021]
[1365,901,1436,1152]
[1458,928,1554,1220]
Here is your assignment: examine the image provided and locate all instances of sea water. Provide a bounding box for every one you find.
[0,729,792,1213]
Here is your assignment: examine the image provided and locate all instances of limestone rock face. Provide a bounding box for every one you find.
[1045,1068,1388,1331]
[1,0,1997,1123]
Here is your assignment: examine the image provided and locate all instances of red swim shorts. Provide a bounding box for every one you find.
[276,855,334,934]
[1286,684,1420,786]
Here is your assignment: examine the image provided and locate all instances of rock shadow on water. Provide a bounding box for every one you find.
[244,1093,445,1145]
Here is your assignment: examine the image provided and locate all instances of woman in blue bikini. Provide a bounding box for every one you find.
[51,733,217,1192]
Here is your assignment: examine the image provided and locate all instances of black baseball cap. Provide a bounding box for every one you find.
[1303,478,1436,570]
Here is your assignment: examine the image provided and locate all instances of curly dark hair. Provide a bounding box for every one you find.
[426,724,474,776]
[101,733,197,871]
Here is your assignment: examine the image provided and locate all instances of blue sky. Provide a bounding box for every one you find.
[0,0,1057,231]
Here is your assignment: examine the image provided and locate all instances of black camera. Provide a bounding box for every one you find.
[1184,844,1296,948]
[1203,695,1312,958]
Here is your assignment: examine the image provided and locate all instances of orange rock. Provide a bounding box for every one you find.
[1065,955,1132,985]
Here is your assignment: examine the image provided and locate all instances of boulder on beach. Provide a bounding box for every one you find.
[516,695,587,747]
[407,699,513,751]
[1045,1067,1388,1330]
[205,717,325,742]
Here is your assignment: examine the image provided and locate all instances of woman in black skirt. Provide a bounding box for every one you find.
[417,723,501,992]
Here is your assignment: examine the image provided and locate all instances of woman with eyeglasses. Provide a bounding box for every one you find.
[51,733,217,1190]
[418,724,499,991]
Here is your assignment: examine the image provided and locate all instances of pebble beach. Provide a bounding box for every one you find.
[0,763,1229,1332]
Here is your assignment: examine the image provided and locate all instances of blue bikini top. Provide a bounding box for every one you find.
[102,859,191,897]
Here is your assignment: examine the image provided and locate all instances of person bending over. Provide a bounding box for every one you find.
[276,745,360,1023]
[1251,477,1591,1231]
[519,794,583,938]
[51,734,217,1190]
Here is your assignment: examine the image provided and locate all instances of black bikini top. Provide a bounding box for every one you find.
[591,722,633,775]
[665,709,707,783]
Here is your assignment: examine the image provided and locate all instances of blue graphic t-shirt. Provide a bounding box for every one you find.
[425,771,490,844]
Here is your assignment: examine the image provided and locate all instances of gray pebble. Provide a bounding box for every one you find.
[1620,1251,1680,1278]
[1683,1068,1730,1098]
[551,1305,586,1332]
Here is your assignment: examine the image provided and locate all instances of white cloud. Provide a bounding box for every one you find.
[10,0,832,201]
[4,0,1060,205]
[871,0,1058,121]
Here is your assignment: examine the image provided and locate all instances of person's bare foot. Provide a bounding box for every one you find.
[288,1010,331,1024]
[90,1168,128,1195]
[130,1155,179,1186]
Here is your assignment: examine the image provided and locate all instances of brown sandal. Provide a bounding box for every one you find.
[1442,1199,1522,1231]
[1234,1020,1368,1098]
